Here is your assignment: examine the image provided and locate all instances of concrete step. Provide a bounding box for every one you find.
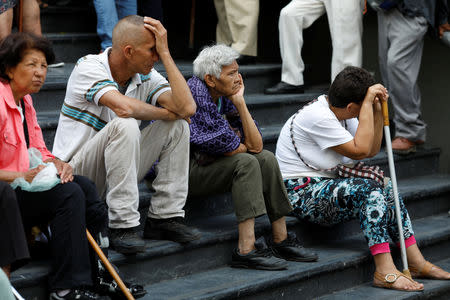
[136,213,450,300]
[45,33,100,62]
[41,5,96,33]
[318,257,450,300]
[11,207,450,299]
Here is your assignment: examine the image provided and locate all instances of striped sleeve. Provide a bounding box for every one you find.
[143,69,171,106]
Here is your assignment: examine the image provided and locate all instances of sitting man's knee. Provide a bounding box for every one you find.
[109,117,140,137]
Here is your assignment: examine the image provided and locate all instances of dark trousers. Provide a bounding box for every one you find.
[0,181,30,271]
[15,175,108,291]
[189,150,293,223]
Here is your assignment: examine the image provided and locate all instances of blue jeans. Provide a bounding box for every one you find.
[94,0,137,50]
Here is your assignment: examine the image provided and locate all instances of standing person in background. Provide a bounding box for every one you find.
[375,0,450,154]
[265,0,364,94]
[214,0,259,64]
[0,0,41,41]
[93,0,137,51]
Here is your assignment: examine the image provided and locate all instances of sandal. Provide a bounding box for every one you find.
[373,270,424,292]
[410,261,450,280]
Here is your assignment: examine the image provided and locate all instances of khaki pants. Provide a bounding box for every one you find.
[189,150,292,223]
[279,0,363,85]
[214,0,259,56]
[70,118,190,229]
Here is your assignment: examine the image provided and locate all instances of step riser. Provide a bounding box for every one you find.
[248,103,303,127]
[33,89,65,113]
[48,37,100,62]
[42,14,96,33]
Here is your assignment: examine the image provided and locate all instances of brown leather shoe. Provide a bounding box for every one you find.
[391,137,423,155]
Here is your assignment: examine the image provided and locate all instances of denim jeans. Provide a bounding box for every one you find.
[93,0,137,50]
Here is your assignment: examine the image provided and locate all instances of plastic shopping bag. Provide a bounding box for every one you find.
[11,148,61,192]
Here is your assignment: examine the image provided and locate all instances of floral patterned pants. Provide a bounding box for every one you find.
[284,177,414,248]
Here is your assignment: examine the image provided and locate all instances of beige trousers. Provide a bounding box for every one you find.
[214,0,259,56]
[279,0,363,85]
[69,118,190,229]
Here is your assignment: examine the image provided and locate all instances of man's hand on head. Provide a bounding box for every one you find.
[364,84,388,106]
[143,16,170,58]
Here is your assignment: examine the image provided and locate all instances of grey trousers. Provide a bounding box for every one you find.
[189,150,293,223]
[378,8,428,141]
[70,118,190,229]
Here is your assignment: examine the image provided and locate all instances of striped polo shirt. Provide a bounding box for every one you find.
[52,48,171,161]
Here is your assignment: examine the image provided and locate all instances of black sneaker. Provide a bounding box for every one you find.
[109,227,145,254]
[49,289,110,300]
[270,233,318,262]
[95,262,147,299]
[143,217,201,243]
[231,237,288,270]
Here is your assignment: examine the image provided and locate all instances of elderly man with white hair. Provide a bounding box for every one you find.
[187,44,318,270]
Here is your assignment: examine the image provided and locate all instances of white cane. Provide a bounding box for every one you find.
[381,100,411,278]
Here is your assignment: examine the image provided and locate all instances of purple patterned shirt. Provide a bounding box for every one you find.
[188,76,255,155]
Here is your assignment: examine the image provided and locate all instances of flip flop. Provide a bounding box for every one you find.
[373,270,424,292]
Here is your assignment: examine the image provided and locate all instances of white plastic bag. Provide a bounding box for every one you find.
[11,148,61,192]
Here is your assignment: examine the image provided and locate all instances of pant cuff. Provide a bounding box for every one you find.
[370,242,390,256]
[396,235,416,249]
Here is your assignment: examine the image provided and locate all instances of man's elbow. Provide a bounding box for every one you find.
[183,102,197,117]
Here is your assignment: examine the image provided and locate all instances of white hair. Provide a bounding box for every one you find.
[193,44,240,80]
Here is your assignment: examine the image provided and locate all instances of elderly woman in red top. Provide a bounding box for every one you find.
[0,33,109,300]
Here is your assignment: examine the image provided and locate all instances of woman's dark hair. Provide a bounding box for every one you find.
[0,32,55,81]
[328,66,376,108]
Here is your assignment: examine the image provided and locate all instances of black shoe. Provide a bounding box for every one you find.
[231,237,288,270]
[49,289,110,300]
[143,217,201,243]
[264,81,305,94]
[236,55,256,65]
[109,227,145,254]
[270,233,318,262]
[94,262,147,299]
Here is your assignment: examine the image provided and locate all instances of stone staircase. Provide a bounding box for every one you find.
[9,4,450,300]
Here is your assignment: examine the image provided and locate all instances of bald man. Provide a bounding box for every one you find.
[53,15,200,254]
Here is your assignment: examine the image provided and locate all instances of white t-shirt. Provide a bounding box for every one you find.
[52,49,171,161]
[276,95,358,179]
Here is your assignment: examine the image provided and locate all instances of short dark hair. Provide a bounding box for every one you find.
[0,32,55,81]
[328,66,376,108]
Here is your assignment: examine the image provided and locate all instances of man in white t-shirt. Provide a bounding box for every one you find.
[53,15,200,254]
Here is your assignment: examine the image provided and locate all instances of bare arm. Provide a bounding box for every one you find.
[331,84,388,160]
[224,143,248,156]
[368,99,384,157]
[99,90,181,121]
[143,17,196,117]
[227,74,263,153]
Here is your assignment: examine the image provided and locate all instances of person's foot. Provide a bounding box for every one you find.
[94,261,147,299]
[231,237,288,270]
[269,233,318,262]
[143,217,201,243]
[236,55,256,65]
[391,137,424,155]
[410,261,450,280]
[49,289,111,300]
[373,269,424,291]
[109,227,145,254]
[264,82,305,94]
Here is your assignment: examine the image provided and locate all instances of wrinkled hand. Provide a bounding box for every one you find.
[22,165,46,183]
[228,74,245,105]
[52,159,74,184]
[439,23,450,38]
[365,84,388,106]
[143,16,170,58]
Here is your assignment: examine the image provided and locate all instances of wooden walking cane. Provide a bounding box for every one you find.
[381,100,412,279]
[86,230,135,300]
